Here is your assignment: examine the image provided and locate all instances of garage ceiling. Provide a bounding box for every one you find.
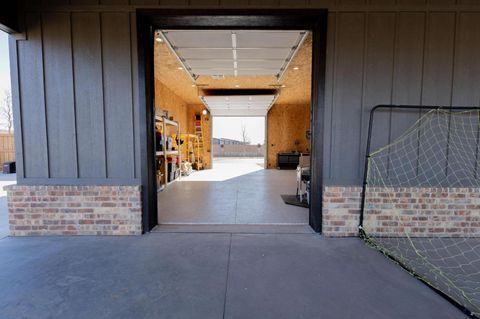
[201,94,277,116]
[154,31,312,116]
[159,30,308,79]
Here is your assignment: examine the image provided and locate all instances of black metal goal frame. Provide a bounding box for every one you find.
[358,104,480,319]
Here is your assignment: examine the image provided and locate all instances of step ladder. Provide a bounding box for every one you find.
[194,114,204,170]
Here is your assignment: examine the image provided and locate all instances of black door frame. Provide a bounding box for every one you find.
[136,9,328,233]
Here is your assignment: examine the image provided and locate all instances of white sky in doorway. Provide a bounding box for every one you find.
[213,117,265,145]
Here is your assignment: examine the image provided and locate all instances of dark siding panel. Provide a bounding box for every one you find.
[130,0,159,4]
[421,12,455,106]
[159,0,189,5]
[309,0,336,7]
[331,13,365,182]
[323,12,336,181]
[452,13,480,106]
[391,12,425,110]
[248,0,279,5]
[101,13,135,178]
[362,13,396,179]
[42,0,70,5]
[429,0,456,4]
[368,0,395,4]
[338,0,366,4]
[418,12,455,184]
[100,0,129,4]
[72,13,107,178]
[221,0,250,6]
[9,37,25,179]
[18,13,49,178]
[42,13,78,178]
[397,0,426,4]
[70,0,100,4]
[389,12,425,180]
[450,13,480,182]
[189,0,221,5]
[130,12,140,179]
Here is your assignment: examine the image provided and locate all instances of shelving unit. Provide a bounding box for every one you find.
[155,115,181,191]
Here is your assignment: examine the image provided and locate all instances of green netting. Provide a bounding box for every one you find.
[362,109,480,317]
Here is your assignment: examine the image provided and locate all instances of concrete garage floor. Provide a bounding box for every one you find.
[157,158,308,226]
[0,234,466,319]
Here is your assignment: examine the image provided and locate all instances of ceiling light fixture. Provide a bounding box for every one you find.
[177,67,183,70]
[293,66,299,70]
[155,37,163,43]
[202,109,208,115]
[235,84,240,88]
[281,85,286,88]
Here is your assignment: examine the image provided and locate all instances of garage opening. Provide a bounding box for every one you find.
[210,116,265,180]
[151,28,314,230]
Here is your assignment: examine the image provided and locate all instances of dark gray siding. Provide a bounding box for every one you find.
[101,13,135,179]
[17,13,49,179]
[10,0,480,186]
[72,13,107,178]
[43,13,78,178]
[11,9,139,184]
[323,10,480,185]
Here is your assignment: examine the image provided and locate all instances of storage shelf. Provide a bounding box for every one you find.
[155,115,179,126]
[155,115,181,190]
[156,150,180,156]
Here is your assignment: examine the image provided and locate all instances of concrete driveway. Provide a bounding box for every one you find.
[0,233,467,319]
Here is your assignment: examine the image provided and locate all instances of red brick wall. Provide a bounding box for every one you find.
[6,185,142,236]
[364,187,480,237]
[322,187,362,237]
[322,186,480,237]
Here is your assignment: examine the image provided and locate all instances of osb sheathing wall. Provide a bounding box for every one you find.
[154,79,212,169]
[267,104,311,168]
[155,79,188,130]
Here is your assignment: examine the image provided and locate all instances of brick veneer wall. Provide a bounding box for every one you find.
[364,187,480,237]
[322,186,362,237]
[322,186,480,237]
[6,185,142,236]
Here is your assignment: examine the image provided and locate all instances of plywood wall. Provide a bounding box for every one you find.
[266,104,310,168]
[154,80,212,169]
[154,79,188,131]
[0,133,15,166]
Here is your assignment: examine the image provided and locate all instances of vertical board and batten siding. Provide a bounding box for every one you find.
[11,9,140,184]
[323,10,480,185]
[42,13,78,178]
[17,13,49,179]
[71,13,107,178]
[11,0,480,187]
